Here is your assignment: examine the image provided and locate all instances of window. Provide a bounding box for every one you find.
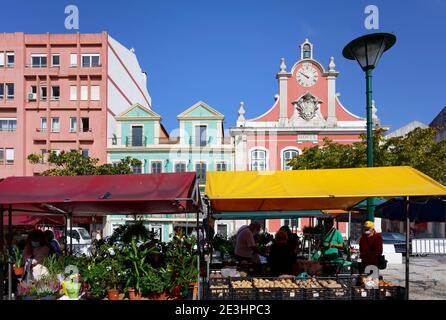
[31,54,47,68]
[5,148,14,164]
[151,161,162,173]
[6,52,14,68]
[70,86,77,100]
[6,83,14,100]
[132,165,142,174]
[131,126,143,146]
[69,117,77,132]
[216,162,227,171]
[0,148,3,164]
[52,149,61,156]
[0,52,4,67]
[81,118,90,132]
[175,162,186,173]
[40,149,47,164]
[195,162,207,184]
[40,86,47,101]
[303,44,311,59]
[90,86,100,101]
[51,117,60,133]
[0,119,16,132]
[70,54,77,67]
[217,224,228,238]
[195,125,207,147]
[52,54,60,67]
[51,86,60,100]
[251,149,266,171]
[0,84,3,100]
[40,117,47,132]
[284,219,299,231]
[81,149,89,157]
[80,85,88,100]
[28,85,37,100]
[283,149,299,170]
[81,54,100,67]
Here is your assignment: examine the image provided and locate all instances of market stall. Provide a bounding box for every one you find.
[0,172,202,300]
[204,166,446,300]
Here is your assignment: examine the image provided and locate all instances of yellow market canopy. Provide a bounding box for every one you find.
[205,166,446,212]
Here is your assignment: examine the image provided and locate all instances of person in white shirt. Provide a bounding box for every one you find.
[234,222,261,263]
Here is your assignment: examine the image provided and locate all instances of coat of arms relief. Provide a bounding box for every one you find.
[290,93,324,127]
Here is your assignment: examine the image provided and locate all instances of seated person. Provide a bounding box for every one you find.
[268,230,296,276]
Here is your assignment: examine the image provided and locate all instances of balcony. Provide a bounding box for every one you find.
[125,136,147,147]
[33,128,47,142]
[24,65,60,76]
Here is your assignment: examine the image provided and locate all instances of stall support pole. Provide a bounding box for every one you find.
[69,213,73,255]
[64,215,68,255]
[0,205,4,300]
[196,210,201,301]
[7,205,12,300]
[405,196,410,300]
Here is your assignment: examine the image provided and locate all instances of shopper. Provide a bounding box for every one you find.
[268,230,296,276]
[44,230,61,255]
[234,222,261,263]
[320,218,344,262]
[359,221,383,270]
[23,229,50,265]
[279,225,299,253]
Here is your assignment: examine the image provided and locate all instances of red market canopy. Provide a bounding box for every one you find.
[0,172,200,216]
[2,215,104,226]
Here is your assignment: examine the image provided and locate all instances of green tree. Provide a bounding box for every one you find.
[289,127,446,183]
[27,150,142,176]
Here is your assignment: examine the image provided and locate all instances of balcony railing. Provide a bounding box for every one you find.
[126,136,147,147]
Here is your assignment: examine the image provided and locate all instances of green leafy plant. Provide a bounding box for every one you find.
[140,267,167,296]
[12,248,24,268]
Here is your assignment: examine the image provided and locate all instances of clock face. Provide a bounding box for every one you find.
[296,63,318,87]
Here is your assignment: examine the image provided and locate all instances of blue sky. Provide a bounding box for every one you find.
[1,0,445,133]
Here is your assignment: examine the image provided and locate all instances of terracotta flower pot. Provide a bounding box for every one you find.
[128,288,141,300]
[13,266,24,277]
[148,292,168,300]
[107,289,120,300]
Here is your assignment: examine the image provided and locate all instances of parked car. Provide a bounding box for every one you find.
[381,232,411,255]
[64,227,92,256]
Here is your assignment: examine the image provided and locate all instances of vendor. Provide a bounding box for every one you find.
[234,222,261,264]
[320,218,344,262]
[359,221,383,270]
[268,230,296,276]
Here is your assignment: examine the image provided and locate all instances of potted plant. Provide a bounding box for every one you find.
[105,258,123,300]
[141,267,168,300]
[82,260,108,299]
[12,248,24,276]
[36,276,61,300]
[17,281,38,300]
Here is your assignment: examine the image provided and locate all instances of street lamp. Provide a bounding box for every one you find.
[343,32,396,222]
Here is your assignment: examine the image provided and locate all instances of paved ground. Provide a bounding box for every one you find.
[380,255,446,300]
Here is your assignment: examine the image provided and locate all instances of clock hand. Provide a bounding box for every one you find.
[299,71,309,79]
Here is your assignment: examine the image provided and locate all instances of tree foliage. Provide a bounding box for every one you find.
[27,150,142,176]
[289,127,446,183]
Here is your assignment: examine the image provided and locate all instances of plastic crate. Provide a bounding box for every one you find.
[206,278,231,300]
[379,286,405,300]
[336,274,360,289]
[304,288,326,300]
[230,277,256,300]
[255,287,283,300]
[351,287,379,300]
[282,288,305,300]
[325,287,351,300]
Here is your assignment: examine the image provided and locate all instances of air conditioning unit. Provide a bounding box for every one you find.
[28,93,37,100]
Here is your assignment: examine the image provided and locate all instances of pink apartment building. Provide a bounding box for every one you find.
[0,32,151,178]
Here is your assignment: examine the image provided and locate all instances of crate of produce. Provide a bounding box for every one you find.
[378,286,405,300]
[252,278,300,300]
[351,287,379,300]
[282,288,305,300]
[336,274,360,289]
[304,288,326,300]
[325,287,351,300]
[205,278,231,300]
[230,278,256,300]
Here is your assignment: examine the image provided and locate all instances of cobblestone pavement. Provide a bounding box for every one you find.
[380,255,446,300]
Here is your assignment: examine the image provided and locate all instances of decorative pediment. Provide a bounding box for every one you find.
[290,93,326,127]
[177,101,224,120]
[116,103,161,120]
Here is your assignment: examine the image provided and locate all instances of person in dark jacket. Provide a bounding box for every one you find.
[279,225,299,254]
[359,221,383,270]
[268,230,296,276]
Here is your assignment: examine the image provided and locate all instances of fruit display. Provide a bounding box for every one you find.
[295,277,323,289]
[231,280,253,289]
[379,279,394,287]
[318,279,343,289]
[253,278,299,289]
[209,271,223,278]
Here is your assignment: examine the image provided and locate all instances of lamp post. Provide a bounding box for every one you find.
[343,32,396,222]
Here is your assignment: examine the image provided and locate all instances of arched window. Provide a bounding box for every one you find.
[251,149,266,171]
[303,44,311,59]
[283,149,299,170]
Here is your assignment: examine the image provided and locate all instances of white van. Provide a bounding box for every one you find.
[65,227,92,256]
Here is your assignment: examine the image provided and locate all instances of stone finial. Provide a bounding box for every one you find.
[329,56,336,72]
[372,100,380,126]
[237,101,246,125]
[279,58,287,73]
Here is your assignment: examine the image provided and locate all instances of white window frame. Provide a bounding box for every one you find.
[281,218,302,231]
[90,85,100,101]
[6,83,14,100]
[150,160,163,174]
[216,161,228,171]
[69,117,77,133]
[80,117,90,132]
[173,161,187,173]
[249,147,268,171]
[51,117,60,133]
[5,148,14,164]
[0,52,4,67]
[70,86,77,101]
[193,124,208,147]
[51,54,60,67]
[6,52,14,68]
[70,53,77,67]
[281,147,301,170]
[130,124,145,146]
[31,54,47,68]
[40,86,47,101]
[81,54,100,68]
[0,118,17,132]
[0,83,4,100]
[51,85,60,101]
[40,117,47,132]
[81,149,90,158]
[80,85,88,101]
[194,160,208,184]
[132,163,143,174]
[0,148,4,164]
